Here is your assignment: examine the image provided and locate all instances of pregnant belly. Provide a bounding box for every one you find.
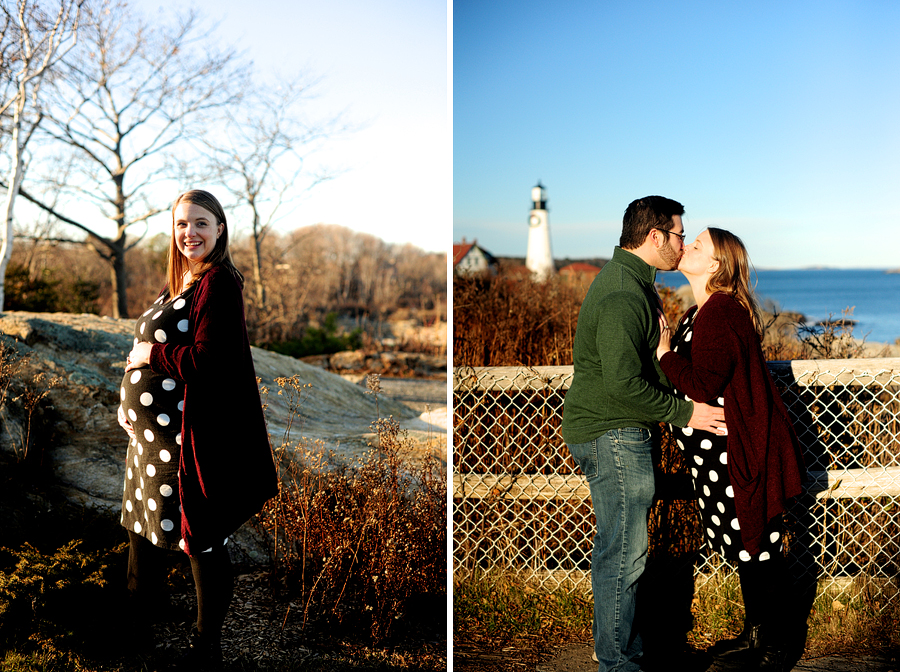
[121,368,184,439]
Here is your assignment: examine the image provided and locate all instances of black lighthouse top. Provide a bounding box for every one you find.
[531,182,547,210]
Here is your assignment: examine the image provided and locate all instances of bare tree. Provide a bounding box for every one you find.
[0,0,81,311]
[200,76,344,314]
[40,0,247,317]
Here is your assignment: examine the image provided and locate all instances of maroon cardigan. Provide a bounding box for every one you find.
[149,264,277,556]
[659,292,804,555]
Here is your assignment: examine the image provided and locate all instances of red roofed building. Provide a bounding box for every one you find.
[559,262,603,278]
[453,238,498,276]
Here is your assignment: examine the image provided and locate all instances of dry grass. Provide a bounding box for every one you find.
[453,273,583,367]
[254,374,447,644]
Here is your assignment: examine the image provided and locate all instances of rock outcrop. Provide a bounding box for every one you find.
[0,312,424,554]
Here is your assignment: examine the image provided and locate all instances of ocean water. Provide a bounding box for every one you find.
[656,268,900,345]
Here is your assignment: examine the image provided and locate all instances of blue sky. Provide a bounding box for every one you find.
[145,0,449,253]
[453,1,900,269]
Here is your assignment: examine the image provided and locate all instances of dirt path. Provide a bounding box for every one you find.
[534,643,899,672]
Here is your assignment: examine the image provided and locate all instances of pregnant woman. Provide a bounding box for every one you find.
[656,228,804,672]
[118,189,277,670]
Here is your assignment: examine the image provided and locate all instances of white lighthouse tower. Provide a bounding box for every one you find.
[526,182,554,280]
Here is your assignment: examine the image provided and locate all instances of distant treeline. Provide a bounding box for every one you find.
[8,224,446,350]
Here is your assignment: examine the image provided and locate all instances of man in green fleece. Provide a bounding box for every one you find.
[561,196,726,672]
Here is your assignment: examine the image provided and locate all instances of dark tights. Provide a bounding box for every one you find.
[737,551,788,637]
[127,531,234,639]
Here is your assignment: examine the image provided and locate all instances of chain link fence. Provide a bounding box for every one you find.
[453,360,900,607]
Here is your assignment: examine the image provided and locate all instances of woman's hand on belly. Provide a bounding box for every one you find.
[126,342,152,371]
[117,404,136,440]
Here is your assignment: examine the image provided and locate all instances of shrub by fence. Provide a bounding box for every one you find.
[453,360,900,608]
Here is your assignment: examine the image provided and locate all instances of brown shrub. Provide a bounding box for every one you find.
[453,272,584,367]
[253,375,446,643]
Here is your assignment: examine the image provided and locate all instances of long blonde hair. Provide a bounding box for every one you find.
[166,189,244,296]
[706,227,763,339]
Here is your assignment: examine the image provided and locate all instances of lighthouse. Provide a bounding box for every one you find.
[526,182,554,280]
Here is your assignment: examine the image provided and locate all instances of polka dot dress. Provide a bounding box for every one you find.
[667,308,784,563]
[120,286,196,552]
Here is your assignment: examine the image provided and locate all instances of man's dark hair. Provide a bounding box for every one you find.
[619,196,685,249]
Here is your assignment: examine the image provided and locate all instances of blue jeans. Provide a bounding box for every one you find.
[567,428,655,672]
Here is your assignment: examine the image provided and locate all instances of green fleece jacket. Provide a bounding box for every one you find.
[561,247,694,445]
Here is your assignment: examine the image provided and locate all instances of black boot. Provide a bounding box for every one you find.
[708,619,763,659]
[171,624,222,672]
[757,639,789,672]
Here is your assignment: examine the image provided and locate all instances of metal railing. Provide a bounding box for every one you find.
[453,360,900,606]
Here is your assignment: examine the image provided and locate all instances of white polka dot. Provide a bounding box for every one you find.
[719,452,728,464]
[140,476,144,489]
[125,500,133,512]
[127,467,133,480]
[135,488,142,500]
[174,298,186,310]
[151,532,158,544]
[176,433,182,446]
[162,378,176,391]
[148,498,157,511]
[718,397,725,405]
[682,427,693,436]
[134,521,142,533]
[143,510,148,521]
[177,320,189,333]
[160,484,173,497]
[140,323,146,334]
[143,308,153,316]
[152,310,163,320]
[723,534,732,545]
[154,329,167,342]
[157,414,170,427]
[177,401,184,412]
[693,455,704,466]
[133,455,139,468]
[700,439,712,450]
[144,429,154,442]
[130,371,142,384]
[711,515,721,526]
[159,449,171,462]
[691,468,698,479]
[676,439,685,450]
[759,552,771,561]
[179,539,186,550]
[709,470,719,482]
[134,338,139,346]
[140,392,153,406]
[127,408,137,422]
[146,464,156,477]
[703,485,710,497]
[717,502,725,513]
[731,518,741,530]
[685,332,692,342]
[726,486,734,498]
[698,497,705,509]
[706,527,715,538]
[770,532,781,543]
[739,550,751,562]
[674,345,679,352]
[161,519,174,532]
[137,443,143,455]
[685,395,693,402]
[120,387,126,401]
